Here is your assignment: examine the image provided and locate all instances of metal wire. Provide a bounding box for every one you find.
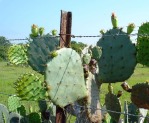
[0,91,148,120]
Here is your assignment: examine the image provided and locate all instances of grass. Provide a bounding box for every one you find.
[0,62,43,113]
[0,61,149,122]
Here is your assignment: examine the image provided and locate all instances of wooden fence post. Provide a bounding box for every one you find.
[59,10,72,48]
[56,10,72,123]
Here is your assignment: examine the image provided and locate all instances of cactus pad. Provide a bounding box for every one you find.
[97,28,137,83]
[14,73,46,101]
[82,53,91,64]
[105,93,121,122]
[137,22,149,66]
[91,46,102,60]
[27,34,59,74]
[45,48,87,107]
[7,45,28,65]
[131,82,149,109]
[0,104,9,123]
[8,96,21,112]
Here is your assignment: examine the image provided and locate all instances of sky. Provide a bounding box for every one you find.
[0,0,149,45]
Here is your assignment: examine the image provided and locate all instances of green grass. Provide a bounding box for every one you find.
[0,62,43,112]
[0,61,149,122]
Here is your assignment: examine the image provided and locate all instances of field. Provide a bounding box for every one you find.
[0,61,149,120]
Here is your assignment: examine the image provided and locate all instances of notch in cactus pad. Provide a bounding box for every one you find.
[45,48,87,107]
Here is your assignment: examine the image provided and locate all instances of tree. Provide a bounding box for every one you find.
[71,41,87,55]
[0,36,11,61]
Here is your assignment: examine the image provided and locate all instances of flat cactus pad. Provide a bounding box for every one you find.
[45,48,87,107]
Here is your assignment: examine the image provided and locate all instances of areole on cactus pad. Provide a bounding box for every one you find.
[45,48,87,108]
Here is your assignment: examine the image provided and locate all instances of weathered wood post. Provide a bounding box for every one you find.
[56,10,72,123]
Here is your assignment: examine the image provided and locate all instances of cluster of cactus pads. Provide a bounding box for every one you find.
[5,12,149,123]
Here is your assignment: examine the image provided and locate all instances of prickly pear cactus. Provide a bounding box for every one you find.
[14,73,46,101]
[27,34,59,74]
[105,87,121,122]
[91,46,102,60]
[0,104,9,123]
[85,72,102,122]
[8,96,21,112]
[45,48,87,107]
[137,22,149,67]
[7,44,28,65]
[131,82,149,109]
[96,14,137,83]
[82,53,91,64]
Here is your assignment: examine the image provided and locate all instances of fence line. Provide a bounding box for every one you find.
[0,91,148,120]
[5,32,149,42]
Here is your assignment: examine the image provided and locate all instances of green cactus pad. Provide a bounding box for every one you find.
[8,96,21,112]
[137,22,149,67]
[17,105,26,116]
[27,34,59,74]
[105,93,121,122]
[45,48,87,107]
[97,28,137,83]
[82,53,91,64]
[7,45,28,65]
[131,82,149,109]
[91,46,102,60]
[85,72,102,122]
[0,104,9,123]
[14,73,46,101]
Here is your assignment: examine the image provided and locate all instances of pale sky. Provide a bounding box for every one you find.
[0,0,149,45]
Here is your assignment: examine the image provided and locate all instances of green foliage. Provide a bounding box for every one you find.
[71,41,87,55]
[137,22,149,67]
[0,36,11,61]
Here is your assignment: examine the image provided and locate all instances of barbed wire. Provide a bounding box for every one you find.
[0,91,148,120]
[5,32,149,42]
